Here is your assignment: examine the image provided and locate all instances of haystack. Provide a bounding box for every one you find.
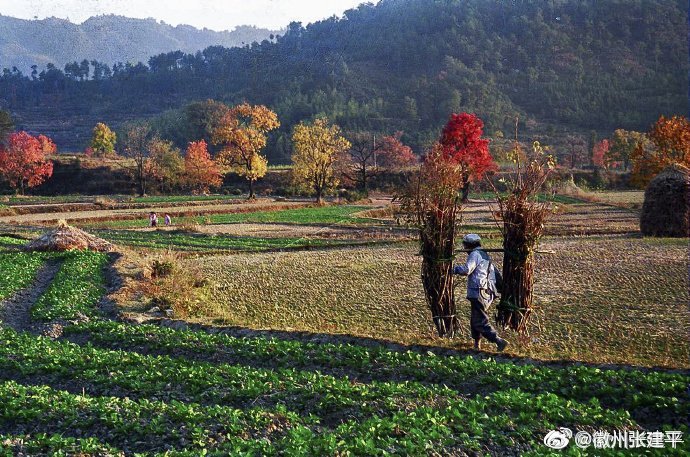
[640,164,690,237]
[25,220,115,252]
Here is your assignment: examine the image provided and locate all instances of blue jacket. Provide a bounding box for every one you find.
[453,248,498,300]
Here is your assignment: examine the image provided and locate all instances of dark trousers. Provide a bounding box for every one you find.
[469,298,498,343]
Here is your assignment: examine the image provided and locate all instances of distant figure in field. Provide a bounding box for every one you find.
[149,211,158,227]
[164,213,172,226]
[453,233,508,352]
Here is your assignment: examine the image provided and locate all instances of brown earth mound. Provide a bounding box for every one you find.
[640,164,690,237]
[25,220,115,252]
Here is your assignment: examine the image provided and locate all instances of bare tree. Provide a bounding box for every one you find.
[121,122,153,196]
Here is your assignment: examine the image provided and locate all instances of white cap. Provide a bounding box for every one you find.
[462,233,481,244]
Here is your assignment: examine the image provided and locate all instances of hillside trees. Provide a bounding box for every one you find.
[212,103,279,198]
[0,110,12,143]
[292,118,351,203]
[184,140,222,194]
[631,115,690,187]
[0,131,54,194]
[91,123,117,157]
[439,113,495,201]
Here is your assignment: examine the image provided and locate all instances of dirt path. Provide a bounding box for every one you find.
[0,259,63,332]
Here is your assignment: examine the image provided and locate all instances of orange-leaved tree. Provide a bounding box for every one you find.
[439,113,496,201]
[37,134,57,155]
[0,131,54,194]
[631,115,690,187]
[212,103,279,198]
[184,140,222,194]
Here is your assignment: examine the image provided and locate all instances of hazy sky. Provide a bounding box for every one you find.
[0,0,375,31]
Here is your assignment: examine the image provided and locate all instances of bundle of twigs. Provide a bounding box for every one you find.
[398,145,464,337]
[491,136,555,334]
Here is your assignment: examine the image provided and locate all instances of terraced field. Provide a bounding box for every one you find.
[0,197,688,455]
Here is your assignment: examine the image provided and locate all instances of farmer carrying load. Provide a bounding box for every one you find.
[453,234,509,352]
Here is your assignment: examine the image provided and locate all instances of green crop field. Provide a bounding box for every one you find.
[87,205,376,230]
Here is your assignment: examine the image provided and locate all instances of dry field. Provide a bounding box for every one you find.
[193,235,687,369]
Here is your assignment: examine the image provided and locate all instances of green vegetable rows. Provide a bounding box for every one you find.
[0,251,48,300]
[31,250,109,321]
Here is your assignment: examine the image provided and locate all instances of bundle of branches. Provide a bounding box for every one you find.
[398,145,465,337]
[491,139,555,333]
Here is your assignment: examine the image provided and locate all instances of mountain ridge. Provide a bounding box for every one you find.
[0,14,275,73]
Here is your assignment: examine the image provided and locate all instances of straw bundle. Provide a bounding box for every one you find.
[640,164,689,238]
[492,140,555,333]
[25,220,114,252]
[399,146,464,337]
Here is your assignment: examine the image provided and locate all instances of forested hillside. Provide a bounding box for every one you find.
[0,14,273,74]
[0,0,687,161]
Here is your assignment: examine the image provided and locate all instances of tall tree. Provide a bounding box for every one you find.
[339,132,383,193]
[439,113,495,201]
[212,103,279,198]
[0,131,54,194]
[292,118,351,203]
[146,138,184,193]
[631,115,690,187]
[121,122,154,196]
[91,122,117,157]
[184,140,222,194]
[564,135,587,169]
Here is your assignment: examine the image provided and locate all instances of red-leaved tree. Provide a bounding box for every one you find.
[0,131,54,194]
[439,113,496,201]
[184,140,222,194]
[592,139,610,169]
[377,132,417,169]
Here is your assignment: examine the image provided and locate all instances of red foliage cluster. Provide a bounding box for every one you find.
[377,132,417,169]
[439,113,496,181]
[0,131,54,193]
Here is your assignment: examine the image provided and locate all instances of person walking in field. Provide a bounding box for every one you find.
[453,233,509,351]
[149,211,158,227]
[164,213,172,226]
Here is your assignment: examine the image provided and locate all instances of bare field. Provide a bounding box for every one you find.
[196,236,688,369]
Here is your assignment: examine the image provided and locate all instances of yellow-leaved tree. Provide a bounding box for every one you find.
[91,122,117,157]
[212,102,279,198]
[292,118,351,203]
